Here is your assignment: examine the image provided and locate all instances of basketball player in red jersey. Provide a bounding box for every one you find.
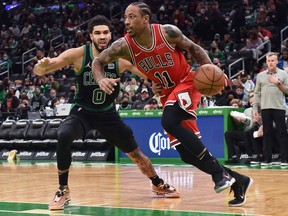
[92,2,253,207]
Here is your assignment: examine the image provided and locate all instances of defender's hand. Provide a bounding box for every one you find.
[33,57,52,76]
[98,77,120,94]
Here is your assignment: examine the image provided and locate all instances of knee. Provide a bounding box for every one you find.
[57,127,74,144]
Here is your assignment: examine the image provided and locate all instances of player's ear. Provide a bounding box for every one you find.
[143,15,149,23]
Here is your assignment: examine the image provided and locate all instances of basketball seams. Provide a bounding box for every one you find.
[193,64,225,96]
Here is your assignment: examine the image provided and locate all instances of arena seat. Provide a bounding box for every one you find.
[0,119,16,150]
[43,118,63,148]
[26,119,48,149]
[9,119,32,149]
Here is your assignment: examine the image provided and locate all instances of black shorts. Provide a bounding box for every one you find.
[61,105,138,153]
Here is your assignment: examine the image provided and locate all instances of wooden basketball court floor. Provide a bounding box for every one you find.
[0,160,287,216]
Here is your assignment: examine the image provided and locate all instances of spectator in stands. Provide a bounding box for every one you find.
[67,84,76,104]
[34,34,45,50]
[2,88,20,112]
[241,29,264,59]
[122,76,139,94]
[214,89,239,106]
[33,49,45,64]
[255,3,267,24]
[277,48,288,73]
[16,93,32,119]
[20,21,32,38]
[0,52,13,71]
[46,88,58,108]
[208,41,225,62]
[230,4,246,42]
[144,98,159,110]
[8,22,20,39]
[132,88,151,110]
[51,97,60,109]
[238,71,255,98]
[225,92,259,164]
[0,81,6,104]
[218,33,235,53]
[59,96,66,105]
[257,23,272,41]
[229,99,243,108]
[118,95,133,110]
[234,85,248,107]
[50,24,62,38]
[30,86,48,111]
[75,30,87,47]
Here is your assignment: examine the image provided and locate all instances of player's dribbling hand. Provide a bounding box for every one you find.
[98,77,120,94]
[152,81,163,96]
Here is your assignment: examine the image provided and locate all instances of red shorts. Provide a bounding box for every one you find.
[168,120,201,147]
[160,71,201,120]
[159,71,202,147]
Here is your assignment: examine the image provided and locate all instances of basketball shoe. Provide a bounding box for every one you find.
[213,171,236,193]
[228,176,253,207]
[49,186,71,210]
[152,179,180,198]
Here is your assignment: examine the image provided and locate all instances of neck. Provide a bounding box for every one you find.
[134,25,152,48]
[268,67,277,73]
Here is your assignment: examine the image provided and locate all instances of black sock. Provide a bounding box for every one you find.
[149,175,161,186]
[58,171,69,187]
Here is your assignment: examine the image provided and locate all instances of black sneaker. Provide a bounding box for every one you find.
[213,171,236,193]
[228,177,253,207]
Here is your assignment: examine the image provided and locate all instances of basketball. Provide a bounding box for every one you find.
[193,64,225,96]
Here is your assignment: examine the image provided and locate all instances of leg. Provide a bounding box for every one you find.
[261,109,275,163]
[272,109,288,163]
[162,103,235,193]
[97,110,180,198]
[225,130,245,162]
[49,115,87,211]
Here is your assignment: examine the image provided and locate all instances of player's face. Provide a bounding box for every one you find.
[124,5,148,37]
[90,25,111,53]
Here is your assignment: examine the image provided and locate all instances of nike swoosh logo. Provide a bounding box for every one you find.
[135,52,142,57]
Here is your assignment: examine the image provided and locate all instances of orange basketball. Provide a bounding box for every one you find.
[193,64,225,96]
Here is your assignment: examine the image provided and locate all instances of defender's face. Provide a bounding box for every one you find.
[124,5,147,37]
[90,25,111,52]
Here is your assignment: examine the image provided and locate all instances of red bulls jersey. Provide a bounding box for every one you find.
[124,24,191,97]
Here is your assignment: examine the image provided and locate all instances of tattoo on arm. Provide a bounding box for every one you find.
[164,25,180,39]
[187,37,212,65]
[164,25,211,65]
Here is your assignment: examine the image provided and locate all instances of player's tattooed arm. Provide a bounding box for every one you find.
[163,24,212,65]
[92,38,131,94]
[92,38,129,81]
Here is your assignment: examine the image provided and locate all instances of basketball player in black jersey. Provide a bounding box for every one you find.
[33,15,180,211]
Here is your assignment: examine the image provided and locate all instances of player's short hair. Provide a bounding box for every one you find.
[88,15,111,33]
[130,2,151,21]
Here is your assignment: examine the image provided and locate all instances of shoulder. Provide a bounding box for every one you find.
[161,24,182,39]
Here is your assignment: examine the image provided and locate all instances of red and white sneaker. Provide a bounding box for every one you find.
[152,179,180,198]
[49,187,71,210]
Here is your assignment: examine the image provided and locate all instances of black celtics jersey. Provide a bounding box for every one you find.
[74,44,120,112]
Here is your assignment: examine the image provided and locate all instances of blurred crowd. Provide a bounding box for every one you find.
[0,0,288,120]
